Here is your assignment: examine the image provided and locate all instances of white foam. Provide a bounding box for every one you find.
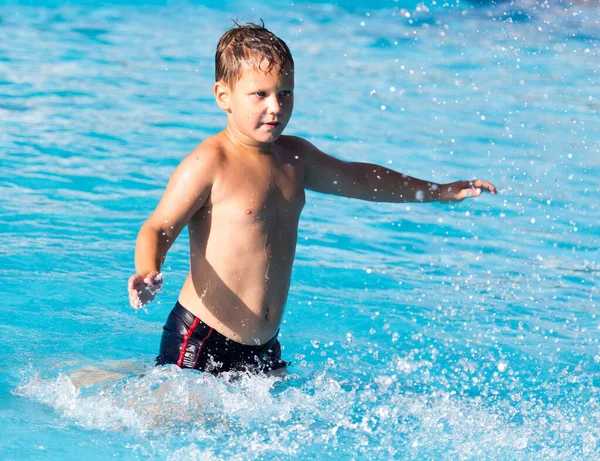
[16,360,593,459]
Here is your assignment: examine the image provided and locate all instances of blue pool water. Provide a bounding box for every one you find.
[1,0,599,458]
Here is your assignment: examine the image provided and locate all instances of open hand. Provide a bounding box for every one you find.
[128,271,163,309]
[438,179,497,203]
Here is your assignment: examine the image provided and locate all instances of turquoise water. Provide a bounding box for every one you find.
[1,0,599,459]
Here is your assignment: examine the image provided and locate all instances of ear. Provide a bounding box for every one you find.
[214,81,231,112]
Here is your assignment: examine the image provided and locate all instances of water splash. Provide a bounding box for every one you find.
[14,356,600,459]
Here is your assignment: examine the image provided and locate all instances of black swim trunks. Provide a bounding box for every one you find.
[156,301,288,374]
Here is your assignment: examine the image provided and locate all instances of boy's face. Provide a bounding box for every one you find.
[216,59,294,146]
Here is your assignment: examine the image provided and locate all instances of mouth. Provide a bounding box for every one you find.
[262,121,280,129]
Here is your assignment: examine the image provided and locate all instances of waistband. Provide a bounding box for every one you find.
[170,301,279,352]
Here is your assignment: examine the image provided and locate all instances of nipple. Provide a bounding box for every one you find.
[245,209,253,215]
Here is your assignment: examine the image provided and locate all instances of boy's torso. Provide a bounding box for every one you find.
[178,134,306,346]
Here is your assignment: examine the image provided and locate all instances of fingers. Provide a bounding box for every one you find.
[128,271,163,309]
[128,274,143,309]
[457,187,482,201]
[128,273,143,290]
[129,287,142,309]
[454,179,497,201]
[472,179,497,195]
[143,270,160,285]
[129,271,161,289]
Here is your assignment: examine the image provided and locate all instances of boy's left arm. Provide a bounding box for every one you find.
[299,138,496,203]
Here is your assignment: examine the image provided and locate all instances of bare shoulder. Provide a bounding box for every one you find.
[278,135,317,157]
[277,135,324,167]
[171,136,227,191]
[144,137,226,231]
[179,135,226,176]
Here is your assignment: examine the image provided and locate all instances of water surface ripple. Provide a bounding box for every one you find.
[1,1,599,459]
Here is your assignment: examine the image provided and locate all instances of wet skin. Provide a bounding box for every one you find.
[128,60,497,346]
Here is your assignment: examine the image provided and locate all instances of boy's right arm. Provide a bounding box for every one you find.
[128,146,219,309]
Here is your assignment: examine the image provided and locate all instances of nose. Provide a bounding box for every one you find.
[267,94,281,114]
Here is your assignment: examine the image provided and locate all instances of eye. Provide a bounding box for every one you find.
[280,90,293,97]
[252,91,266,97]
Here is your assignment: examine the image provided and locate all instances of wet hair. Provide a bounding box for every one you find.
[215,21,294,87]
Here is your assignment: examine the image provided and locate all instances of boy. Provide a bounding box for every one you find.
[128,23,496,375]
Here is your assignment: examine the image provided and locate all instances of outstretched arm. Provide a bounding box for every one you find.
[301,138,496,203]
[128,146,218,308]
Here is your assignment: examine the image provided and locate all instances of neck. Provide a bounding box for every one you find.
[224,125,275,155]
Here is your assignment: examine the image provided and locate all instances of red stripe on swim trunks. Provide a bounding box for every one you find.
[192,328,213,369]
[177,318,200,367]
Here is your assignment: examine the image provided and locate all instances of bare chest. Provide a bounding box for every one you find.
[216,158,306,227]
